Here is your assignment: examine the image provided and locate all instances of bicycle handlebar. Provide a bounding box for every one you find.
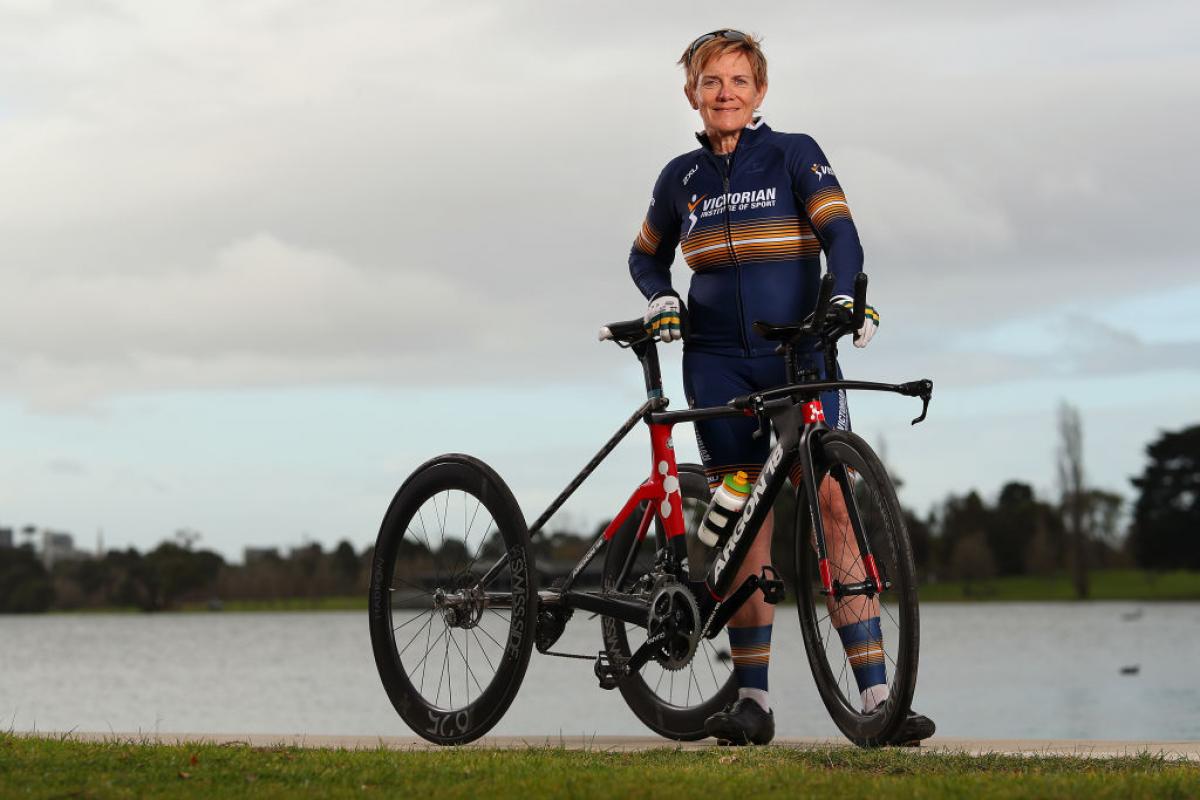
[602,272,869,348]
[727,378,934,425]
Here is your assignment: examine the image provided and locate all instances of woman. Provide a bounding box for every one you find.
[629,29,932,746]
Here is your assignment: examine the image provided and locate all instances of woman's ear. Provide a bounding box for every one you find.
[683,83,700,110]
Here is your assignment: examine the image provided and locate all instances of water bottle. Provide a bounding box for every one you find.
[697,471,751,547]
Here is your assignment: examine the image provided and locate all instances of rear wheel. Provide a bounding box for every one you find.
[601,464,738,740]
[368,454,536,745]
[794,431,919,747]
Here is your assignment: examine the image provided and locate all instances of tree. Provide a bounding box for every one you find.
[1024,513,1059,576]
[332,540,361,591]
[0,544,55,612]
[988,482,1039,576]
[1057,402,1089,598]
[143,542,225,609]
[937,490,991,573]
[949,531,996,595]
[1082,489,1125,567]
[1129,424,1200,569]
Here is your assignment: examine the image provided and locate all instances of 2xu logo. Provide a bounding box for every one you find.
[506,546,528,661]
[711,444,785,587]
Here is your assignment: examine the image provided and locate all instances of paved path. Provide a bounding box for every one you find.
[34,732,1200,760]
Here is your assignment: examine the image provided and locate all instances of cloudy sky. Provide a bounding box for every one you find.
[2,0,1197,560]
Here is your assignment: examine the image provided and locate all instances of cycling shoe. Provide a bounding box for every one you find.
[704,697,775,745]
[887,710,936,746]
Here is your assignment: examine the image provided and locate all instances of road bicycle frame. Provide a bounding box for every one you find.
[475,320,932,640]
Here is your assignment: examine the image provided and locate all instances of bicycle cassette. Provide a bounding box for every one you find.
[646,578,701,671]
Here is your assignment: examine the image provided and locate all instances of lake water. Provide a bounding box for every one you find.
[2,603,1198,741]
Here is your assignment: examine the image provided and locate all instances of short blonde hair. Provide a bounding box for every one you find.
[678,31,768,91]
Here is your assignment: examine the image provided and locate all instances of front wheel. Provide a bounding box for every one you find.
[794,431,919,747]
[368,454,536,745]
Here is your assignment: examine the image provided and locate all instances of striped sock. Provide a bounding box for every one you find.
[836,617,888,712]
[728,624,771,711]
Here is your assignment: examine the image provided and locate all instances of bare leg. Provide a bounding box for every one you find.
[816,473,888,711]
[729,509,775,629]
[724,509,775,714]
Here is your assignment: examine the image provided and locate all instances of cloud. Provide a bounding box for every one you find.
[1055,315,1200,377]
[0,232,582,408]
[0,0,1197,411]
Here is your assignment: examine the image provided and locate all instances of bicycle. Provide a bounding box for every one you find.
[368,272,934,746]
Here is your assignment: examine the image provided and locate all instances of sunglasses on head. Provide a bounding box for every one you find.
[685,29,750,64]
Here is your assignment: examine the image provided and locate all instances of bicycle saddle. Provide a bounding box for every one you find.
[598,318,647,344]
[754,306,853,343]
[752,320,804,342]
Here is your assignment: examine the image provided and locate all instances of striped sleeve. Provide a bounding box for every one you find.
[629,164,682,301]
[790,135,864,298]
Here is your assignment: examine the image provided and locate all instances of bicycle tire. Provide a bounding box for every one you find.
[794,430,919,747]
[601,463,738,740]
[369,454,536,745]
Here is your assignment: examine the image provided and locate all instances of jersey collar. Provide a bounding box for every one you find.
[695,117,770,152]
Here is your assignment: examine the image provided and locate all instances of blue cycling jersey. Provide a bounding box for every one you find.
[629,120,864,357]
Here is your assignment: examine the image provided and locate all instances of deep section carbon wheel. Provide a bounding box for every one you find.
[601,463,738,740]
[794,430,919,747]
[369,454,536,745]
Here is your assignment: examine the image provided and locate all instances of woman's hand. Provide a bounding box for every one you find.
[644,295,684,342]
[831,294,879,348]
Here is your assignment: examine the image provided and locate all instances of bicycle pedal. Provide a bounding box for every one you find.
[758,566,785,605]
[759,580,785,604]
[594,651,627,690]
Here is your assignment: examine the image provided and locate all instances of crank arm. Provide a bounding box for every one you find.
[625,630,668,674]
[701,572,761,639]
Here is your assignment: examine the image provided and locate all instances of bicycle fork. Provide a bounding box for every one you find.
[801,411,887,602]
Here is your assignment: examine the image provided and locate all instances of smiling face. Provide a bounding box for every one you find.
[686,50,767,142]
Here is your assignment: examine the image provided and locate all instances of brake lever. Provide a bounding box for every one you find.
[750,395,769,440]
[912,393,931,425]
[899,379,934,425]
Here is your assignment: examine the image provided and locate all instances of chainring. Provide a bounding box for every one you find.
[645,577,701,671]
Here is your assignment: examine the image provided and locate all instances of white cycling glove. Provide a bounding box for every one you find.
[644,294,683,342]
[831,294,880,349]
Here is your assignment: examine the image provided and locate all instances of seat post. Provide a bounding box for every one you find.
[632,339,664,399]
[784,342,800,383]
[824,340,839,384]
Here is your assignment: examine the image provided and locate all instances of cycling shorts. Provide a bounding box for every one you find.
[682,349,850,488]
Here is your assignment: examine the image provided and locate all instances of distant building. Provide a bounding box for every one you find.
[41,530,91,570]
[0,528,12,549]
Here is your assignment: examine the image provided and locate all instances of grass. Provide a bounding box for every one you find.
[918,569,1200,602]
[1,734,1197,799]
